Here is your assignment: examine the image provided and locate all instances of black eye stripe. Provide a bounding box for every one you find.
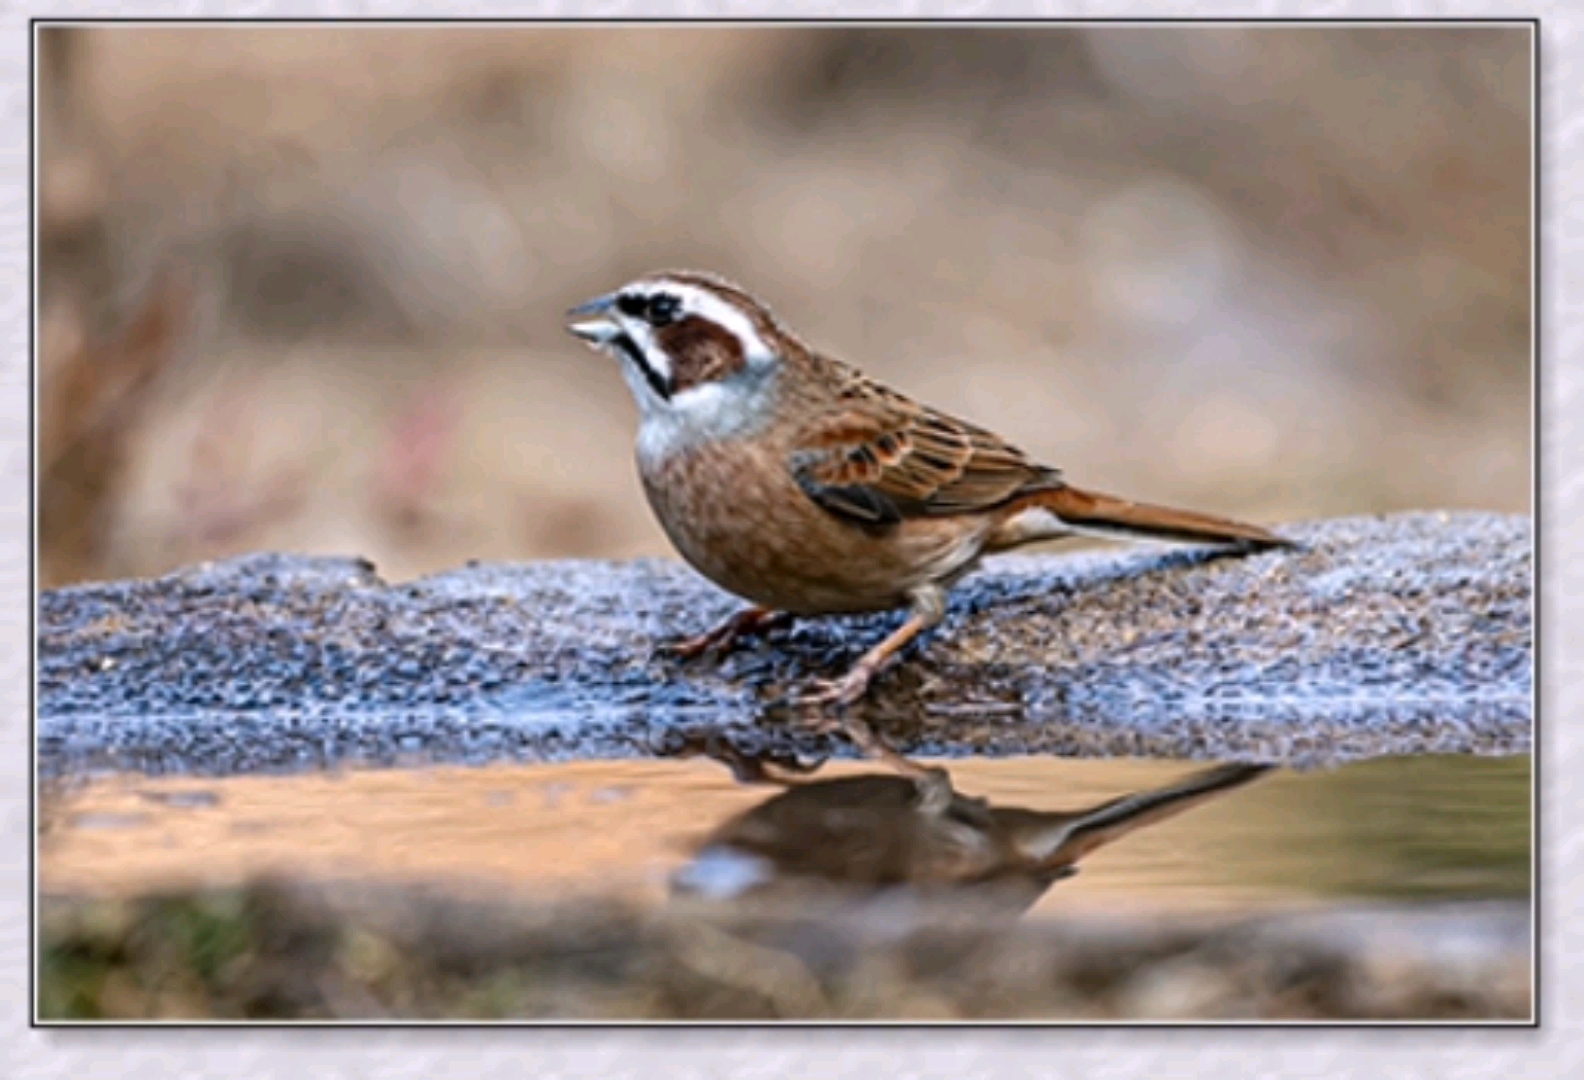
[616,291,683,327]
[648,293,681,326]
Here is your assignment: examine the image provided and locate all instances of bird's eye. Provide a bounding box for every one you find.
[616,294,648,318]
[648,293,681,327]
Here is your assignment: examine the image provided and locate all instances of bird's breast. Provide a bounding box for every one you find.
[636,438,988,615]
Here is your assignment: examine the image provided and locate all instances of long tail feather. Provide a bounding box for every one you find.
[1013,763,1275,867]
[1017,484,1294,550]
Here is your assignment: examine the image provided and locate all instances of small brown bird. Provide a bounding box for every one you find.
[671,739,1273,917]
[568,271,1290,756]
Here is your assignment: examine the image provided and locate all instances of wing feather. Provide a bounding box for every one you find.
[788,364,1061,529]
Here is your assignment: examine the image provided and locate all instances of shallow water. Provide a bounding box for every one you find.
[39,753,1530,918]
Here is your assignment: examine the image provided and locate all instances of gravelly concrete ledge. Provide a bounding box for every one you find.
[37,512,1531,777]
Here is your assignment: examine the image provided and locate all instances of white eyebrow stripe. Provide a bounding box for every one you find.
[632,279,775,365]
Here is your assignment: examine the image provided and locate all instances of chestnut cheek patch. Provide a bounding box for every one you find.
[659,316,748,395]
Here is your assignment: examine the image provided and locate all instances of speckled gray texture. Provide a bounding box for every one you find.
[36,512,1530,778]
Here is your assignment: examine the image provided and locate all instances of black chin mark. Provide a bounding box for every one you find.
[614,333,672,400]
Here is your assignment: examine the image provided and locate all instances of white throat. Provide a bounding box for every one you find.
[578,275,787,467]
[616,278,784,465]
[631,362,778,467]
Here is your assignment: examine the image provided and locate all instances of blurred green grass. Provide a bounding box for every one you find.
[39,881,1530,1021]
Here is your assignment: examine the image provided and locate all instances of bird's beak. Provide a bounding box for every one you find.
[566,293,621,344]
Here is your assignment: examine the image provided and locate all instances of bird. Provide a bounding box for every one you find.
[567,270,1292,767]
[669,735,1273,919]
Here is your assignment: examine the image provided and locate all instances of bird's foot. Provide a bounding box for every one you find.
[655,608,792,662]
[792,690,940,796]
[770,705,962,817]
[793,664,877,711]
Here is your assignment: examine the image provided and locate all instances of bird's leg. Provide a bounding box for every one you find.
[799,585,946,710]
[843,714,951,793]
[912,766,956,817]
[659,606,793,661]
[799,708,956,812]
[797,585,948,790]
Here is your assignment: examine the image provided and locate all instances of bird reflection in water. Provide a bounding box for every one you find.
[669,735,1273,922]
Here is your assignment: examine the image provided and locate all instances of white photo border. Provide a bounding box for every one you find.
[4,4,1562,1077]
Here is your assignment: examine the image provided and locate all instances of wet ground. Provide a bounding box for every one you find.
[38,512,1531,777]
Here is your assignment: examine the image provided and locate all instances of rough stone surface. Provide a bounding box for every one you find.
[37,512,1532,778]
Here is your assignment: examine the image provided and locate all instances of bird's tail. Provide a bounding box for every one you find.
[1011,763,1275,869]
[997,483,1294,551]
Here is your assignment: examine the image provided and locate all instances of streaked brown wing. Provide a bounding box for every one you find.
[788,368,1061,528]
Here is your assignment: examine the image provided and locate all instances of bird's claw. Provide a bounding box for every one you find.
[653,634,720,663]
[793,670,872,713]
[653,609,792,664]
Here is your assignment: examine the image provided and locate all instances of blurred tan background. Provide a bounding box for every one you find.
[37,24,1532,588]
